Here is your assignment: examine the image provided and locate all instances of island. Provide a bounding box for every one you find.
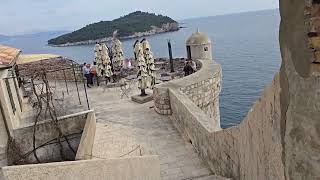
[48,11,180,46]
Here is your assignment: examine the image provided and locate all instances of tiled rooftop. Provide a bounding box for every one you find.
[0,45,21,65]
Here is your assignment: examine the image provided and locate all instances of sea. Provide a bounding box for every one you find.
[0,9,281,128]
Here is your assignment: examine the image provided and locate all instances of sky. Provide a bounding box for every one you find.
[0,0,279,35]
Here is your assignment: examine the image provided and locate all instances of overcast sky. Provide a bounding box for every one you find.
[0,0,279,35]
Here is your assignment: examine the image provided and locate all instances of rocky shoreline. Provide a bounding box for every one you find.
[49,23,179,47]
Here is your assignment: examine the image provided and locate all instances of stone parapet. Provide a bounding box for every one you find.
[153,59,222,128]
[180,71,221,120]
[8,110,94,165]
[1,156,160,180]
[153,59,286,179]
[153,87,172,115]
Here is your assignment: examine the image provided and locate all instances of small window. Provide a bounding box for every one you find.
[187,46,192,59]
[204,47,208,51]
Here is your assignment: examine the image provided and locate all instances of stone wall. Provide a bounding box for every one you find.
[8,111,92,165]
[154,59,222,125]
[180,73,221,120]
[0,69,24,167]
[279,0,320,179]
[153,2,320,179]
[153,87,172,115]
[305,0,320,66]
[171,75,284,179]
[1,156,160,180]
[0,70,23,131]
[153,59,285,179]
[189,45,213,61]
[75,112,96,160]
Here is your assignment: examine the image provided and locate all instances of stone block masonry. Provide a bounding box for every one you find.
[153,59,285,179]
[280,1,320,178]
[154,59,222,129]
[153,87,172,115]
[180,72,221,121]
[8,111,91,165]
[305,0,320,74]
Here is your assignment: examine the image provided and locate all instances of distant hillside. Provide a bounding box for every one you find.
[48,11,179,46]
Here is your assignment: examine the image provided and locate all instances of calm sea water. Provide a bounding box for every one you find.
[1,9,281,128]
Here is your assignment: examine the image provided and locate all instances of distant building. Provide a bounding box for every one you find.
[186,30,212,60]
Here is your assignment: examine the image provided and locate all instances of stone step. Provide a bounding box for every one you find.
[191,175,231,180]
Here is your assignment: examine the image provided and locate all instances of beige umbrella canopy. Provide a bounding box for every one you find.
[134,40,149,91]
[141,39,156,89]
[101,43,113,78]
[112,31,124,72]
[94,43,113,78]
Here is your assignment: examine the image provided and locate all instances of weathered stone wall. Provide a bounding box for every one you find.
[0,69,24,167]
[153,2,320,179]
[153,87,172,115]
[279,0,320,179]
[171,75,284,180]
[154,59,222,128]
[0,71,23,130]
[8,111,91,165]
[154,59,285,179]
[305,0,320,66]
[189,45,213,61]
[180,73,221,121]
[75,111,96,160]
[1,156,161,180]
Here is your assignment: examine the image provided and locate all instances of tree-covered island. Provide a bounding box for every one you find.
[48,11,179,46]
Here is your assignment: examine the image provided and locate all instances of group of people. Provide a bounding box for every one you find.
[83,33,195,90]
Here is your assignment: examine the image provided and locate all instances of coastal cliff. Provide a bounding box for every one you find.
[48,11,179,47]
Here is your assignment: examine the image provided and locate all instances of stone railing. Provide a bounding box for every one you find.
[180,72,221,121]
[8,110,95,165]
[153,59,285,179]
[75,111,97,160]
[154,59,222,129]
[1,156,160,180]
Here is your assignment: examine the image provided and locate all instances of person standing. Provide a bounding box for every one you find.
[83,64,92,88]
[82,63,87,76]
[184,61,194,76]
[90,62,98,86]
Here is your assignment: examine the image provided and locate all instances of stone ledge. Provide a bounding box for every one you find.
[131,94,153,104]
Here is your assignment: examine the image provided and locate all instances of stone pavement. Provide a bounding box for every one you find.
[86,84,229,180]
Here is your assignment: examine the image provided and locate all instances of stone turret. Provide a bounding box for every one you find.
[186,31,212,60]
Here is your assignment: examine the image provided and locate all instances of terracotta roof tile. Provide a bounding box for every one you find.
[0,45,21,65]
